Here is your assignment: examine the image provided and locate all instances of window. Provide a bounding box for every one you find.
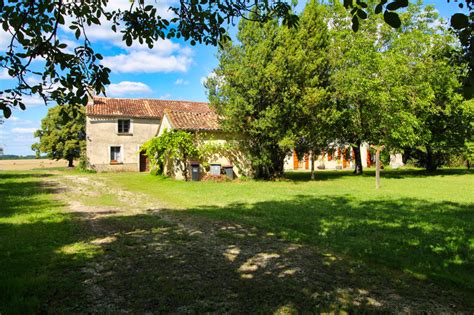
[118,119,131,134]
[110,146,122,163]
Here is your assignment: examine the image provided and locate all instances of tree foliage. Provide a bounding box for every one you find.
[141,130,199,180]
[329,1,469,172]
[207,1,330,179]
[208,0,470,178]
[31,104,85,167]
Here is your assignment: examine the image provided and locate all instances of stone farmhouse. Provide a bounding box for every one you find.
[86,96,399,178]
[86,96,214,173]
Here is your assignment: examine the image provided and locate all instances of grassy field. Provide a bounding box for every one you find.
[0,159,72,170]
[0,172,96,314]
[107,169,474,292]
[1,168,473,313]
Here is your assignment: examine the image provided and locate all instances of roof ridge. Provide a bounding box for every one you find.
[93,95,209,104]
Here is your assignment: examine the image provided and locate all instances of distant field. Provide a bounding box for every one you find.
[0,159,71,170]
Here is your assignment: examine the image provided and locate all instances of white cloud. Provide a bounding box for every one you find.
[0,68,13,80]
[200,72,218,86]
[8,116,34,126]
[101,48,192,73]
[174,78,189,85]
[21,95,46,107]
[12,127,37,134]
[107,81,152,96]
[159,93,172,100]
[0,30,12,52]
[58,1,192,75]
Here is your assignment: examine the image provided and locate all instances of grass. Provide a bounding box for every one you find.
[0,171,96,314]
[1,168,473,312]
[106,168,474,294]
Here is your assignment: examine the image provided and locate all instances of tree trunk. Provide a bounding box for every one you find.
[375,146,381,189]
[426,145,437,172]
[352,142,363,175]
[68,158,74,168]
[310,150,315,180]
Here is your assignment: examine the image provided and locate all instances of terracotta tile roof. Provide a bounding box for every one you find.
[165,109,221,131]
[86,96,211,119]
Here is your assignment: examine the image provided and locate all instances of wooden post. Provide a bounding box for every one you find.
[310,150,315,180]
[373,145,384,189]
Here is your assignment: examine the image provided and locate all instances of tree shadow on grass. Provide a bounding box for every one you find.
[284,168,473,181]
[2,172,474,313]
[47,199,473,314]
[185,195,474,290]
[0,183,61,221]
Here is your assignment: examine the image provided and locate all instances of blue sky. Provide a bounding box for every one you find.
[0,0,468,155]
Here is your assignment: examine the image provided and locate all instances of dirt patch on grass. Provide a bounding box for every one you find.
[45,174,473,313]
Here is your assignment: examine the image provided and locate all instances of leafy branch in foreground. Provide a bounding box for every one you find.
[0,0,297,118]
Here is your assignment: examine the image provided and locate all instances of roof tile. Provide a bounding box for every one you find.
[87,96,211,119]
[165,109,221,131]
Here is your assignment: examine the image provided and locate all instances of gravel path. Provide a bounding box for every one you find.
[44,174,472,314]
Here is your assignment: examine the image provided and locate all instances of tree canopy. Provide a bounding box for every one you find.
[207,0,331,179]
[208,0,471,178]
[31,104,85,167]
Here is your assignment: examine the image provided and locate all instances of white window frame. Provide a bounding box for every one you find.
[109,145,124,164]
[117,118,133,135]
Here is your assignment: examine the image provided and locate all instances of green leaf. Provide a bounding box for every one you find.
[386,0,408,11]
[2,106,12,119]
[357,9,368,20]
[375,4,383,14]
[451,13,469,30]
[352,15,359,32]
[125,35,132,46]
[383,10,401,28]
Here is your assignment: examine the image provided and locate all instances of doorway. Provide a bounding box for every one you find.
[139,151,150,172]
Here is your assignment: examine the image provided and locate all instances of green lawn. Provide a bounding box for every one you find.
[0,172,97,314]
[1,168,473,312]
[107,169,474,294]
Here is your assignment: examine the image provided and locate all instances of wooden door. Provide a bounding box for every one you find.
[139,151,149,172]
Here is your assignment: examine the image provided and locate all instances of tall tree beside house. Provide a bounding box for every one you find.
[287,1,335,180]
[390,4,469,171]
[328,1,468,177]
[207,16,291,179]
[32,105,85,167]
[207,1,330,179]
[328,0,404,175]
